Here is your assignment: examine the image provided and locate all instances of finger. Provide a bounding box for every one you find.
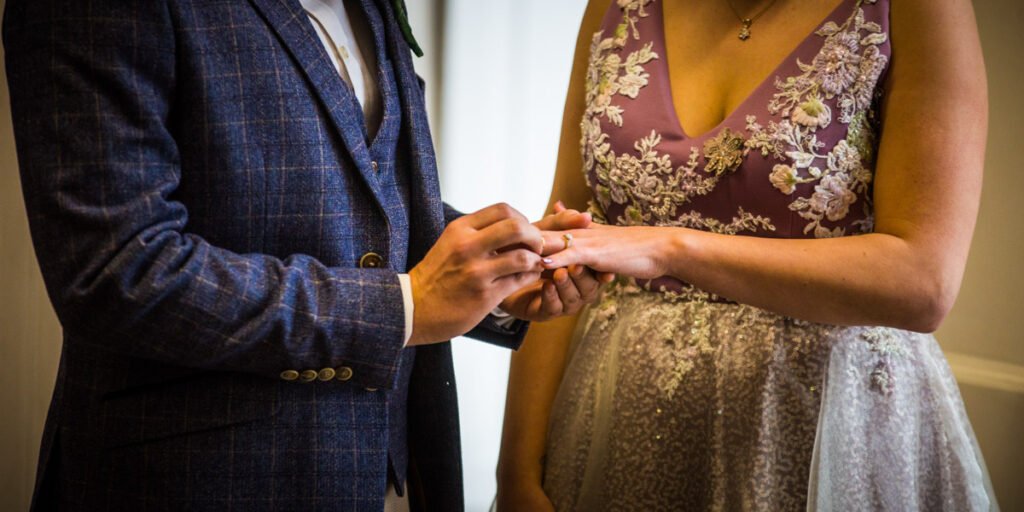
[598,272,616,283]
[553,201,567,213]
[510,281,547,320]
[488,249,543,279]
[540,280,562,317]
[534,209,592,232]
[540,231,566,256]
[526,293,545,319]
[463,202,528,230]
[501,280,541,313]
[494,270,542,297]
[552,267,581,312]
[539,228,588,256]
[542,246,585,270]
[568,264,601,303]
[477,218,544,254]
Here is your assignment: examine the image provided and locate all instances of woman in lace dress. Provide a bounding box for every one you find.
[496,0,996,510]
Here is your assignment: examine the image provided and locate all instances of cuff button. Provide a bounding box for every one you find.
[280,370,300,381]
[318,367,337,381]
[336,366,354,381]
[299,369,318,382]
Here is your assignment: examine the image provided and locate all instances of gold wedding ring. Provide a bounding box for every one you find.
[562,233,574,250]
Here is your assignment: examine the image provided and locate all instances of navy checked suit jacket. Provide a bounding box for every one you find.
[4,0,525,510]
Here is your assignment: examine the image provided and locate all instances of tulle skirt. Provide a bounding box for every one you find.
[543,281,997,511]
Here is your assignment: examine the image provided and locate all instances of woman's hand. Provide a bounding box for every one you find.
[495,482,556,512]
[499,265,611,321]
[541,225,678,280]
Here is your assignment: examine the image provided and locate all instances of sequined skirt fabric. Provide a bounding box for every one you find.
[543,282,994,511]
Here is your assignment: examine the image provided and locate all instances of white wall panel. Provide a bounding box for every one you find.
[436,1,587,510]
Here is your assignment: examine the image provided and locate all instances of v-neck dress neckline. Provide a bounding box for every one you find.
[656,0,853,141]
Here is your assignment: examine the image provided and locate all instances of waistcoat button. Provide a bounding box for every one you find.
[359,252,384,268]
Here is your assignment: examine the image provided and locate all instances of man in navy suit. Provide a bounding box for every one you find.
[3,0,603,510]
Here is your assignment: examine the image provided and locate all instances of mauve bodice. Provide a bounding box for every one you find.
[582,0,891,297]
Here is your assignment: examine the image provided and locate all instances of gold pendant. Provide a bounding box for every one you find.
[738,19,752,41]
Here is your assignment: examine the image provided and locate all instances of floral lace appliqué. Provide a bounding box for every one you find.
[747,0,888,238]
[582,1,774,232]
[861,326,906,395]
[702,128,746,176]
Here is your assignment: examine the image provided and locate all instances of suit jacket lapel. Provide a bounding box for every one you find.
[372,0,445,262]
[248,0,380,191]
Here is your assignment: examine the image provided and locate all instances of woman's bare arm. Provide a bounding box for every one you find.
[496,0,608,506]
[542,0,988,333]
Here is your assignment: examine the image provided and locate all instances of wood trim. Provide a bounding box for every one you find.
[945,351,1024,395]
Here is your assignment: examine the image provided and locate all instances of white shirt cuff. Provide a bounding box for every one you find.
[490,306,519,330]
[398,274,414,347]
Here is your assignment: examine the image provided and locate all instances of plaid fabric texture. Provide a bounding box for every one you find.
[4,0,525,510]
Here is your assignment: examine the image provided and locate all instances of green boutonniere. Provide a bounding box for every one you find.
[392,0,424,57]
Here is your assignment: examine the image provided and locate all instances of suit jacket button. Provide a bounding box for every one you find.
[299,369,318,382]
[359,252,384,268]
[280,370,300,381]
[317,367,337,381]
[336,366,354,381]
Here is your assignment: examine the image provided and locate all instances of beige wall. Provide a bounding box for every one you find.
[937,1,1024,366]
[0,19,62,511]
[1,0,1021,510]
[931,2,1024,510]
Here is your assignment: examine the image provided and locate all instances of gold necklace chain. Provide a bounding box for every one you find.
[725,0,782,41]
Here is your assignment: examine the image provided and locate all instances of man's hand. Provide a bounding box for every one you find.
[498,205,614,322]
[408,203,545,346]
